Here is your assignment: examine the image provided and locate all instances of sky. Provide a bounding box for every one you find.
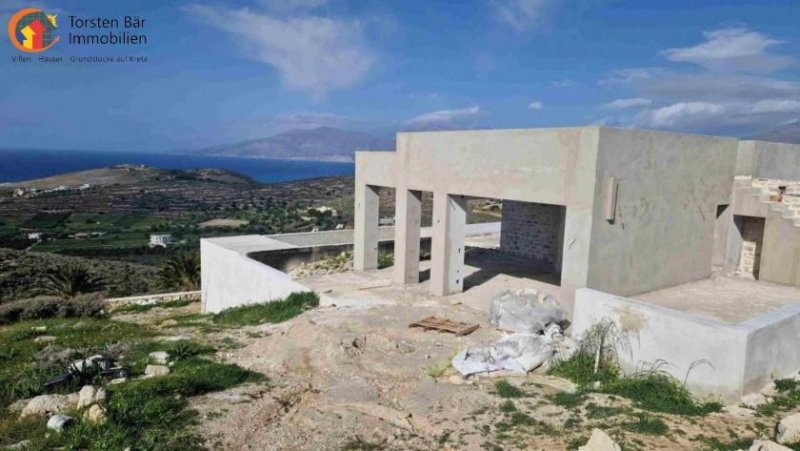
[1,0,799,152]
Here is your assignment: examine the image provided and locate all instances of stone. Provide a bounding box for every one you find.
[750,440,792,451]
[149,351,169,365]
[77,385,95,409]
[578,429,621,451]
[109,377,128,385]
[84,404,107,424]
[144,364,170,377]
[741,393,769,409]
[395,341,415,354]
[4,440,31,450]
[46,414,74,432]
[33,335,56,343]
[32,326,47,332]
[20,394,75,418]
[721,404,756,417]
[777,413,800,444]
[761,381,778,397]
[8,398,30,413]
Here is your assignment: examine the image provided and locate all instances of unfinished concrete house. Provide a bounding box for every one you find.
[202,126,800,401]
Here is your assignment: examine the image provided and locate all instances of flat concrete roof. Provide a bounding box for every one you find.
[633,273,800,323]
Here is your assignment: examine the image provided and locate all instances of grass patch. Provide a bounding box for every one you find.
[758,381,800,416]
[494,380,527,398]
[700,436,756,451]
[621,413,669,435]
[342,436,386,450]
[211,291,319,326]
[549,392,586,408]
[549,320,721,416]
[499,400,517,413]
[584,402,630,420]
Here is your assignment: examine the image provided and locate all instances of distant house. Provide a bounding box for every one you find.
[27,232,42,240]
[149,234,173,247]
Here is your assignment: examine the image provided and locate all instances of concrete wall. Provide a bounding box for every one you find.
[737,141,800,180]
[587,128,738,296]
[201,237,312,313]
[573,288,800,401]
[357,127,601,310]
[500,200,565,271]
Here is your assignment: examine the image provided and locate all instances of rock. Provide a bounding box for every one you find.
[33,335,56,343]
[77,385,106,409]
[20,394,75,418]
[395,341,415,354]
[721,404,756,417]
[77,386,95,409]
[741,393,769,409]
[84,404,107,424]
[762,381,778,397]
[4,440,31,450]
[46,414,74,432]
[578,429,621,451]
[750,439,792,451]
[8,398,30,413]
[149,351,169,365]
[777,413,800,444]
[144,364,170,377]
[32,326,47,332]
[109,377,128,385]
[448,375,464,385]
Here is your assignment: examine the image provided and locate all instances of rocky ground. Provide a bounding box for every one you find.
[109,296,800,450]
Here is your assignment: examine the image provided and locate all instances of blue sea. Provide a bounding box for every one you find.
[0,149,355,184]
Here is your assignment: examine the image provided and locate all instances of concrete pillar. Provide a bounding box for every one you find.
[393,189,423,284]
[430,192,468,296]
[354,184,380,271]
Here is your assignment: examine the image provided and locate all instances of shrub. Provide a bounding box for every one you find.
[622,413,669,435]
[36,263,104,298]
[494,380,526,398]
[212,291,320,326]
[604,372,721,416]
[0,294,105,325]
[158,252,200,291]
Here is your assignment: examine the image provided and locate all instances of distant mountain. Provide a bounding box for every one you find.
[190,127,395,162]
[751,120,800,144]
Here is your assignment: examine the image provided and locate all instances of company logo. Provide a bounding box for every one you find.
[8,8,59,52]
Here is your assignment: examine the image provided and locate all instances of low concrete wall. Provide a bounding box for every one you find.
[201,237,312,314]
[201,223,501,313]
[572,288,800,401]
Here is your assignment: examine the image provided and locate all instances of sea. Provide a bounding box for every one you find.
[0,149,355,184]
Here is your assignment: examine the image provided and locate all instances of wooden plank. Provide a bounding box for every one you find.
[408,316,479,336]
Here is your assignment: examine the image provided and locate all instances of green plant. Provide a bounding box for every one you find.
[211,291,320,326]
[35,263,104,298]
[0,295,105,325]
[604,372,721,416]
[622,413,669,435]
[166,340,214,361]
[549,392,586,408]
[158,252,200,291]
[499,400,517,412]
[549,320,625,386]
[494,380,526,398]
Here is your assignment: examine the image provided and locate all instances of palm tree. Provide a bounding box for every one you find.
[37,263,103,298]
[158,251,200,291]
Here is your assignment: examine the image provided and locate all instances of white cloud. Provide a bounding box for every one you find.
[633,100,800,132]
[527,100,543,110]
[604,97,652,109]
[406,106,482,130]
[258,0,327,12]
[661,27,794,73]
[489,0,556,33]
[185,5,375,99]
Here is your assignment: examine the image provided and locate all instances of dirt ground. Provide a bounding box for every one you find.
[115,276,782,451]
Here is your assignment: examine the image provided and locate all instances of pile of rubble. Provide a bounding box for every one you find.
[289,252,353,278]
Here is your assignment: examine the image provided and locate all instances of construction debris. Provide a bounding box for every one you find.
[451,323,565,376]
[408,316,480,336]
[490,289,566,334]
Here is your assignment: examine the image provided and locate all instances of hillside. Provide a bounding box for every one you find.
[190,127,394,162]
[8,165,258,190]
[751,120,800,144]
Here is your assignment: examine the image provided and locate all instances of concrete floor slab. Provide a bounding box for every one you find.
[633,273,800,323]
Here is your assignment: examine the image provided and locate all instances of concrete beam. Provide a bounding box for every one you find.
[354,184,380,271]
[430,192,468,296]
[393,189,423,284]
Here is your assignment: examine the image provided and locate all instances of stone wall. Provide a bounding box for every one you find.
[738,216,765,278]
[500,200,565,271]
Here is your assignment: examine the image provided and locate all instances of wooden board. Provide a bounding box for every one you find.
[408,316,480,336]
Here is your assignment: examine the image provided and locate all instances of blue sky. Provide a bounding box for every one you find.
[1,0,799,152]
